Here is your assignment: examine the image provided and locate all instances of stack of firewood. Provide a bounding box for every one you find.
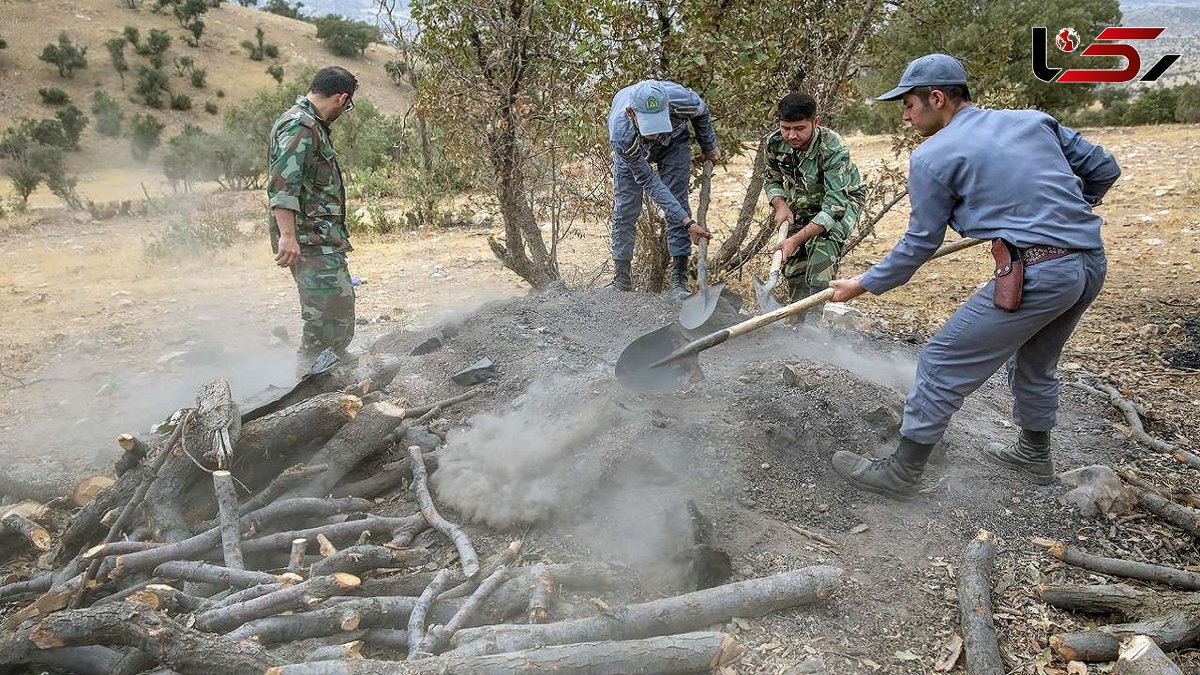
[0,357,843,674]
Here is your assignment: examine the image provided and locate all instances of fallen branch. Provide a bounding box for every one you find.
[1039,540,1200,591]
[1118,468,1200,511]
[212,470,243,570]
[421,566,509,656]
[304,640,364,663]
[20,601,282,675]
[194,573,361,634]
[1071,379,1200,470]
[240,515,424,556]
[957,530,1005,675]
[2,513,51,552]
[310,545,429,577]
[268,631,741,675]
[333,454,437,500]
[1116,634,1184,675]
[153,561,278,589]
[407,568,452,660]
[227,596,436,644]
[449,565,841,656]
[1040,584,1200,662]
[408,445,478,578]
[439,540,522,600]
[0,574,53,600]
[398,390,479,420]
[1129,486,1200,539]
[84,541,164,559]
[279,402,408,500]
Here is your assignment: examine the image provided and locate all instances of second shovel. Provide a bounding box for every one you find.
[679,160,724,330]
[753,219,789,314]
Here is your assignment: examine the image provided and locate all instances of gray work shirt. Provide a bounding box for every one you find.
[860,106,1120,295]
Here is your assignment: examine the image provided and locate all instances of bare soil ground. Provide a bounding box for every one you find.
[0,124,1197,673]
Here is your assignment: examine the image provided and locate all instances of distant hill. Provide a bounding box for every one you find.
[1121,2,1200,87]
[0,0,410,180]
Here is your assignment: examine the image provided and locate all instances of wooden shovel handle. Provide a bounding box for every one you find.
[769,221,788,275]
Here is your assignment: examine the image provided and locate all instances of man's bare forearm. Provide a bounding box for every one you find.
[273,207,298,239]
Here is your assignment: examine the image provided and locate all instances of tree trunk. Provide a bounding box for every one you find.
[957,530,1005,675]
[279,402,408,500]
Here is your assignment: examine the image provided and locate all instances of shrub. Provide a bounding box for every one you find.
[170,93,193,110]
[92,91,124,137]
[129,113,165,161]
[105,37,130,88]
[135,65,170,108]
[39,32,88,79]
[190,68,207,88]
[263,43,279,59]
[204,100,218,115]
[266,64,283,83]
[137,29,171,57]
[314,15,380,57]
[55,106,88,150]
[123,26,140,47]
[39,88,71,105]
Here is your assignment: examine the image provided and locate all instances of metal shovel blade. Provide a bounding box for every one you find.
[752,271,782,314]
[679,280,726,331]
[615,323,703,393]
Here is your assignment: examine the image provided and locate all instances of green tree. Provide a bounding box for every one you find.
[237,0,259,6]
[55,106,88,150]
[170,93,193,110]
[242,26,274,60]
[0,125,76,206]
[263,0,303,19]
[123,26,141,48]
[314,15,380,56]
[135,65,171,108]
[138,28,172,56]
[129,113,165,161]
[266,64,284,83]
[163,123,216,190]
[1124,88,1178,125]
[92,91,125,137]
[172,0,208,28]
[190,68,207,88]
[187,20,205,41]
[1176,84,1200,124]
[174,55,195,76]
[39,32,89,79]
[105,37,130,89]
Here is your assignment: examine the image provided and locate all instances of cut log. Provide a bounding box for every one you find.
[212,470,244,569]
[127,584,210,614]
[289,538,308,574]
[279,402,409,500]
[958,530,1005,675]
[0,462,78,504]
[361,628,408,651]
[21,600,282,674]
[194,573,361,634]
[239,355,399,425]
[114,433,151,476]
[1041,540,1200,590]
[93,577,168,606]
[110,497,371,577]
[421,566,509,656]
[153,561,279,588]
[333,454,439,500]
[85,541,164,558]
[360,561,614,602]
[42,462,144,566]
[310,545,429,577]
[1116,634,1184,675]
[2,512,52,551]
[440,540,522,600]
[1131,487,1200,539]
[241,515,424,556]
[305,640,365,662]
[226,596,426,644]
[390,515,429,549]
[318,533,338,557]
[72,476,116,508]
[449,565,842,656]
[0,573,53,600]
[527,562,555,624]
[27,645,153,675]
[1042,584,1200,662]
[408,445,479,578]
[190,463,331,535]
[407,568,453,660]
[268,631,741,675]
[206,580,293,610]
[1038,584,1162,616]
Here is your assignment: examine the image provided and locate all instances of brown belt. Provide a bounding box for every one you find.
[1021,245,1077,267]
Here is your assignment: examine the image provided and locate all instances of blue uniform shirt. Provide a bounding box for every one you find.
[608,81,718,225]
[860,106,1120,295]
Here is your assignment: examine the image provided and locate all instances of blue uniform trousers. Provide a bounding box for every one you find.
[610,139,693,261]
[903,250,1107,444]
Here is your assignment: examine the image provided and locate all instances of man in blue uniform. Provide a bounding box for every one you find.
[607,80,721,297]
[827,54,1121,500]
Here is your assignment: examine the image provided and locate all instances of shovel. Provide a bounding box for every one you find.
[617,237,986,393]
[753,219,790,314]
[678,160,725,330]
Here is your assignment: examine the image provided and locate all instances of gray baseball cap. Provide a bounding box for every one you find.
[629,80,673,136]
[877,54,968,101]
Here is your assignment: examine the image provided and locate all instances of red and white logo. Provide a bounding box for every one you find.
[1055,27,1080,52]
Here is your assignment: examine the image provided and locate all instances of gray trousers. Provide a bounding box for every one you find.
[902,250,1107,445]
[610,139,693,261]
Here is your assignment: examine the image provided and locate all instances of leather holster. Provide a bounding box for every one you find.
[991,239,1023,312]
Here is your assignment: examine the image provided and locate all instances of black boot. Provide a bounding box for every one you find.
[605,259,632,292]
[831,437,934,501]
[669,255,690,300]
[982,429,1054,484]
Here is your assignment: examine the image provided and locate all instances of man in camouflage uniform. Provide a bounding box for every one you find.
[764,92,867,320]
[267,66,357,377]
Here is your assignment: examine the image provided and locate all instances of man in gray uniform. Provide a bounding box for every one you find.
[827,54,1121,500]
[607,80,720,296]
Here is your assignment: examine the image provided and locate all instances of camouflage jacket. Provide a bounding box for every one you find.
[267,96,351,255]
[763,126,867,242]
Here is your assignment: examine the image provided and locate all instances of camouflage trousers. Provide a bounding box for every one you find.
[291,252,355,374]
[782,232,843,322]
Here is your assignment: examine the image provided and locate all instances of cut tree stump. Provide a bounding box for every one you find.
[957,530,1005,675]
[267,631,741,675]
[2,513,52,552]
[1115,635,1184,675]
[408,445,479,578]
[1040,584,1200,662]
[1039,540,1200,590]
[279,402,409,500]
[449,565,842,656]
[16,601,282,675]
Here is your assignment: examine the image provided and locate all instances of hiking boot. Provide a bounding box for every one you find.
[982,429,1054,485]
[605,259,632,292]
[831,437,934,501]
[669,255,690,300]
